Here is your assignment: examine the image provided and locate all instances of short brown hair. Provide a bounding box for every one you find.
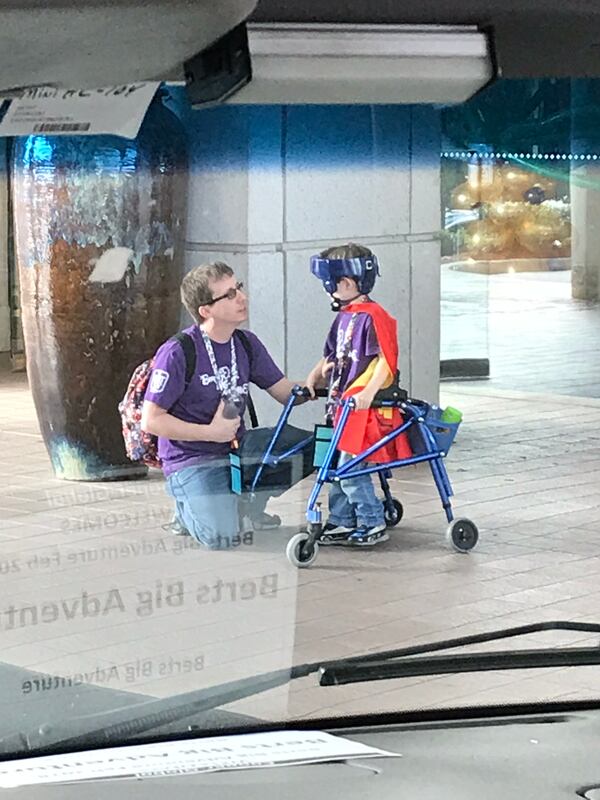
[180,262,234,323]
[319,242,374,260]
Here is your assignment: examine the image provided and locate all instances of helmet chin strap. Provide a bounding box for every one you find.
[330,292,365,312]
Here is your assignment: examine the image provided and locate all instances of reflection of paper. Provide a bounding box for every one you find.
[0,83,159,139]
[0,731,398,787]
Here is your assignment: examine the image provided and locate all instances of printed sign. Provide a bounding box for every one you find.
[0,731,398,787]
[0,83,160,139]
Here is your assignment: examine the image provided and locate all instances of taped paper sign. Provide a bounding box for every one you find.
[0,83,160,139]
[0,730,399,787]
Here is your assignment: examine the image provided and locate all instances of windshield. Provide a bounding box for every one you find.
[2,73,600,758]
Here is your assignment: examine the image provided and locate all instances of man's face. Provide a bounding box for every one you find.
[199,274,248,325]
[332,276,359,302]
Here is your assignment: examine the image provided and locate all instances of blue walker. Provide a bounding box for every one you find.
[233,384,479,569]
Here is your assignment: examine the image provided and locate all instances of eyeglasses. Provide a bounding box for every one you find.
[205,281,244,305]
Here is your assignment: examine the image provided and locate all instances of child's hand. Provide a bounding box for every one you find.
[321,360,335,379]
[305,359,333,399]
[304,374,320,400]
[353,389,376,411]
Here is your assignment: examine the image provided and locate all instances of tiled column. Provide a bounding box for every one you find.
[182,102,442,426]
[570,80,600,301]
[571,164,600,301]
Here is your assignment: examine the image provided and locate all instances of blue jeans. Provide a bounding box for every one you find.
[166,461,266,550]
[328,451,385,529]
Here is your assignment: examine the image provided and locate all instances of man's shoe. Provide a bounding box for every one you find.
[250,511,282,530]
[239,514,255,535]
[162,518,190,537]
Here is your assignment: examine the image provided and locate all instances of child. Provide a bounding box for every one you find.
[305,243,412,547]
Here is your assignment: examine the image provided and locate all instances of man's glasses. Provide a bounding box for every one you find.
[205,281,244,305]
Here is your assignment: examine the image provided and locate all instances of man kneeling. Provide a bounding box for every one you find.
[142,262,299,550]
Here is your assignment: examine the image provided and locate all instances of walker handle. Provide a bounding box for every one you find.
[294,386,329,399]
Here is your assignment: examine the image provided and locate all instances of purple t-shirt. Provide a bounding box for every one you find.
[324,309,380,395]
[144,325,284,476]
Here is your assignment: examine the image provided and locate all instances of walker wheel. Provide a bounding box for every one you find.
[384,498,404,528]
[286,532,319,568]
[446,518,479,553]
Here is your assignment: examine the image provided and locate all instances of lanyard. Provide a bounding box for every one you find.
[327,312,358,419]
[199,328,238,395]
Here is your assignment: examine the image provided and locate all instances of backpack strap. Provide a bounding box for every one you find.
[172,331,196,387]
[234,329,259,429]
[168,329,259,427]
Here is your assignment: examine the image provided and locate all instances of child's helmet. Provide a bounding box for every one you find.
[310,254,380,295]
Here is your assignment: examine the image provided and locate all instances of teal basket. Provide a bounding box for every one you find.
[313,424,334,468]
[230,451,243,495]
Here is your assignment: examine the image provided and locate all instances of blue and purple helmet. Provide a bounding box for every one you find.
[310,253,380,295]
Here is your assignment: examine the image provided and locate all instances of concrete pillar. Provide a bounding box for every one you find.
[407,107,442,402]
[570,80,600,301]
[570,164,600,300]
[179,99,441,426]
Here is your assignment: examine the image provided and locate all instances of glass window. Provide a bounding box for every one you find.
[1,75,600,757]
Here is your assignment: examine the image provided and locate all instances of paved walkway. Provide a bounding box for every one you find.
[441,267,600,397]
[2,369,600,725]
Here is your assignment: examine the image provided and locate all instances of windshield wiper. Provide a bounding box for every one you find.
[0,666,315,756]
[2,620,599,757]
[319,620,600,685]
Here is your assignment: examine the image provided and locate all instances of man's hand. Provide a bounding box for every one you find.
[267,378,303,405]
[208,401,241,443]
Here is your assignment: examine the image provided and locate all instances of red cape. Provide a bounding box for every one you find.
[334,302,412,463]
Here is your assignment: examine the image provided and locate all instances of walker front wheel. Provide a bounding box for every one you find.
[286,532,319,568]
[446,518,479,553]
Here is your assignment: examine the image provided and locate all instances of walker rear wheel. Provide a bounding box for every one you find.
[384,498,404,528]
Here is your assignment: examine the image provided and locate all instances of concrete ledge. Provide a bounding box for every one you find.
[441,358,490,381]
